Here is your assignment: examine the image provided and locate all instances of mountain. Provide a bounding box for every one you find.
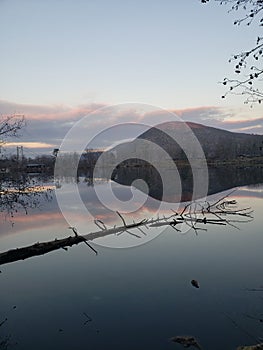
[96,121,263,202]
[105,121,263,163]
[137,121,263,161]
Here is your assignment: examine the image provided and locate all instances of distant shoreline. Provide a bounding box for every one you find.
[111,156,263,168]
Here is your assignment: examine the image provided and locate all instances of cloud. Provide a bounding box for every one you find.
[0,99,105,121]
[214,117,263,134]
[170,105,263,134]
[0,99,108,151]
[5,142,55,149]
[1,100,263,155]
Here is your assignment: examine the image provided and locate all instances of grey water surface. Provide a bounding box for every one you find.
[0,168,262,350]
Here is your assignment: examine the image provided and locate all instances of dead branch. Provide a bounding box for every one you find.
[0,195,253,266]
[116,211,127,226]
[0,114,25,141]
[0,319,7,328]
[0,234,96,266]
[94,220,107,231]
[222,310,261,344]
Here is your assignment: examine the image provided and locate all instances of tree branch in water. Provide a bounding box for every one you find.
[0,195,253,266]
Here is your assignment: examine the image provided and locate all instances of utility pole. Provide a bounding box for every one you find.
[16,146,24,170]
[16,146,19,163]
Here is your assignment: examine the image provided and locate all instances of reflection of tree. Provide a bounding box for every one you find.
[0,317,14,350]
[0,336,11,350]
[0,177,54,220]
[0,113,54,221]
[0,187,257,349]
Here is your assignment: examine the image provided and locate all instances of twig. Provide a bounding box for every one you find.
[125,230,141,238]
[243,313,263,323]
[222,311,261,343]
[83,312,92,325]
[94,220,107,231]
[0,318,7,327]
[208,189,237,210]
[136,226,147,236]
[82,240,98,255]
[116,211,127,227]
[69,227,98,255]
[0,198,253,266]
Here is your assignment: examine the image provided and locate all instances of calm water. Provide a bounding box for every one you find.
[0,169,263,350]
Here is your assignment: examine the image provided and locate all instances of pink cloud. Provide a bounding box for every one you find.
[171,105,219,117]
[5,141,55,149]
[0,99,105,121]
[1,99,263,154]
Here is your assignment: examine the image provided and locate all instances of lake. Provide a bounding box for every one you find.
[0,166,263,350]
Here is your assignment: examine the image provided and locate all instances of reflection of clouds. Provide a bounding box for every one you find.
[0,211,65,237]
[234,186,263,199]
[1,182,262,248]
[89,183,263,225]
[9,212,63,225]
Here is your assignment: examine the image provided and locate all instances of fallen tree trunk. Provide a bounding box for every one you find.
[0,196,253,267]
[0,219,150,266]
[0,235,88,266]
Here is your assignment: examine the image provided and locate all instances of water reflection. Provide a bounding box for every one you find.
[111,163,263,202]
[0,193,254,266]
[0,169,263,350]
[0,176,54,221]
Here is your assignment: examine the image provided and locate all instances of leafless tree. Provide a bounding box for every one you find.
[201,0,263,105]
[0,114,25,144]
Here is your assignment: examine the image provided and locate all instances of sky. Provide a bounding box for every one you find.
[0,0,262,156]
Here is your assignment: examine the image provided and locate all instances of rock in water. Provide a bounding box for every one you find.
[170,335,202,349]
[191,279,200,288]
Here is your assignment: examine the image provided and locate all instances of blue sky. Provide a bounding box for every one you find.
[0,0,262,154]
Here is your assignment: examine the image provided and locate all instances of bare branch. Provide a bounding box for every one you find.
[0,198,253,266]
[0,114,25,143]
[116,211,127,227]
[201,0,263,105]
[94,219,107,231]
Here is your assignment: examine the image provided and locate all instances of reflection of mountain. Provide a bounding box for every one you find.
[112,165,263,202]
[208,166,263,196]
[112,163,191,202]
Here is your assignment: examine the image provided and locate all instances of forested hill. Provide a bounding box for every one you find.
[136,121,263,161]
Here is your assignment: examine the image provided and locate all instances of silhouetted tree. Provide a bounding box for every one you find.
[0,114,25,145]
[201,0,263,105]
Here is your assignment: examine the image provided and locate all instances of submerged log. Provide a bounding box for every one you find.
[0,196,253,267]
[0,235,88,266]
[0,220,149,266]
